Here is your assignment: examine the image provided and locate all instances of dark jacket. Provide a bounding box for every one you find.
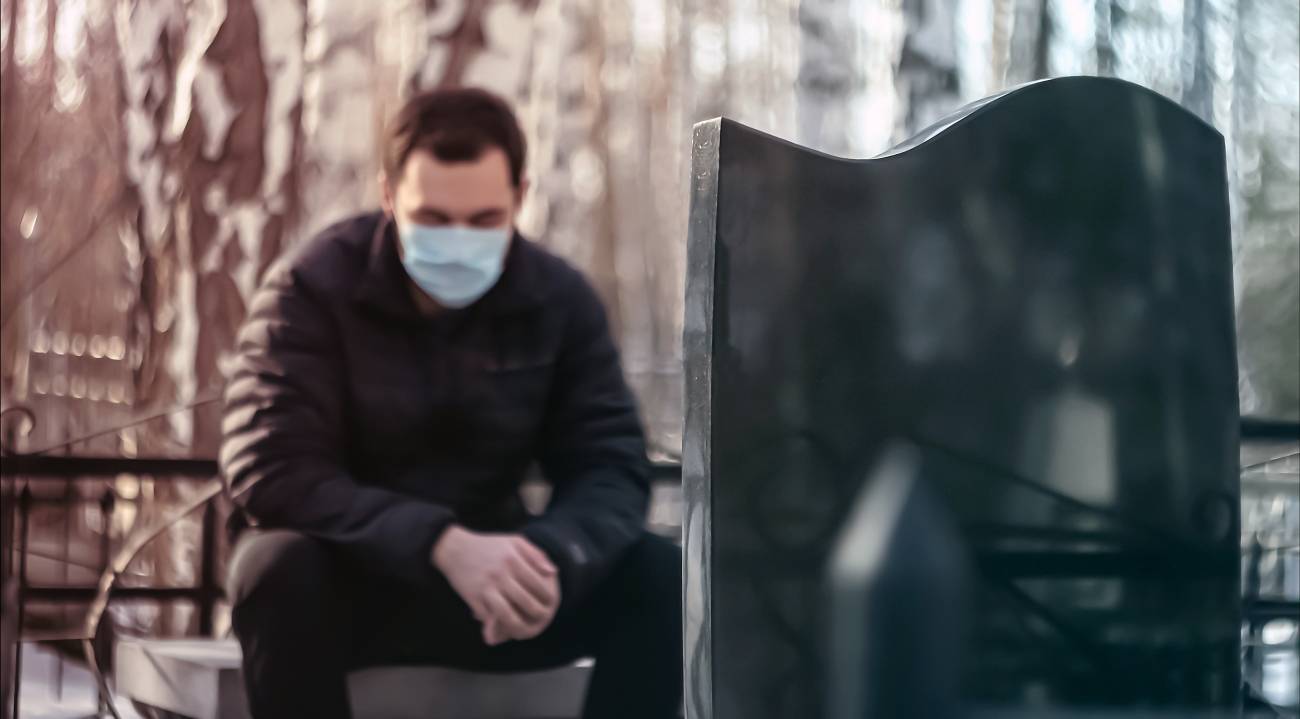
[219,211,650,604]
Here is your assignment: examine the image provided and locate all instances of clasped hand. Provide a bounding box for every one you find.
[432,525,561,646]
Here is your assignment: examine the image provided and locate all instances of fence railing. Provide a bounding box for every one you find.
[1,455,223,717]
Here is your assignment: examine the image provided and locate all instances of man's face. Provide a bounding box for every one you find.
[381,146,525,232]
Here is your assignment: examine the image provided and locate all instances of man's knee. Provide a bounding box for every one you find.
[227,529,335,611]
[615,533,681,613]
[628,533,680,583]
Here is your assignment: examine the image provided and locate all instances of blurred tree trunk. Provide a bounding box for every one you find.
[897,0,963,135]
[112,0,308,634]
[796,0,901,155]
[1230,0,1300,419]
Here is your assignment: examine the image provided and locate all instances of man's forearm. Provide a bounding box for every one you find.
[522,465,649,604]
[230,461,457,589]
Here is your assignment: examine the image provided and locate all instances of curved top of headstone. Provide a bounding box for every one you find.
[879,75,1221,158]
[697,75,1223,164]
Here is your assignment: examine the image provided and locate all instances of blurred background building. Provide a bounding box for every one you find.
[0,0,1296,715]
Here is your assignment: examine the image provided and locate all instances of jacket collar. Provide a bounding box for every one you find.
[354,212,544,323]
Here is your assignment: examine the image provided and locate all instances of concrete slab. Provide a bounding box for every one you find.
[115,638,591,719]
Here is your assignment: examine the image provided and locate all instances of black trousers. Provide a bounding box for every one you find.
[227,529,682,719]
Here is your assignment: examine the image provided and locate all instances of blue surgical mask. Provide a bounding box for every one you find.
[396,220,512,309]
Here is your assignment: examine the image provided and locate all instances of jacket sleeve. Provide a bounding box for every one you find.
[521,273,651,604]
[219,264,456,589]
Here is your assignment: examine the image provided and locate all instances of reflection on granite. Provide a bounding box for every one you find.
[683,77,1240,718]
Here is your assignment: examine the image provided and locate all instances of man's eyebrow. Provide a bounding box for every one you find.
[410,205,452,218]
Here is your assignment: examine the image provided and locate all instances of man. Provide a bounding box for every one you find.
[219,87,681,719]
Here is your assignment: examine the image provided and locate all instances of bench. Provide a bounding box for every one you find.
[114,637,591,719]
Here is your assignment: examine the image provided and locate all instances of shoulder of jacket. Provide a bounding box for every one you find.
[264,212,380,297]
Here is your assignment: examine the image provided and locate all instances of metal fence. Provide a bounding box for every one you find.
[1240,420,1300,712]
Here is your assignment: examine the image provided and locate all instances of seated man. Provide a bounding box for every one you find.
[219,86,681,719]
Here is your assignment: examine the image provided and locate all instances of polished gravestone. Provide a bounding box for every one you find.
[683,76,1240,719]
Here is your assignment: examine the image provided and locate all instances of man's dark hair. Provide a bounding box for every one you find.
[383,86,527,187]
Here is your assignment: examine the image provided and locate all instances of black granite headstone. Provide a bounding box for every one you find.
[683,76,1240,718]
